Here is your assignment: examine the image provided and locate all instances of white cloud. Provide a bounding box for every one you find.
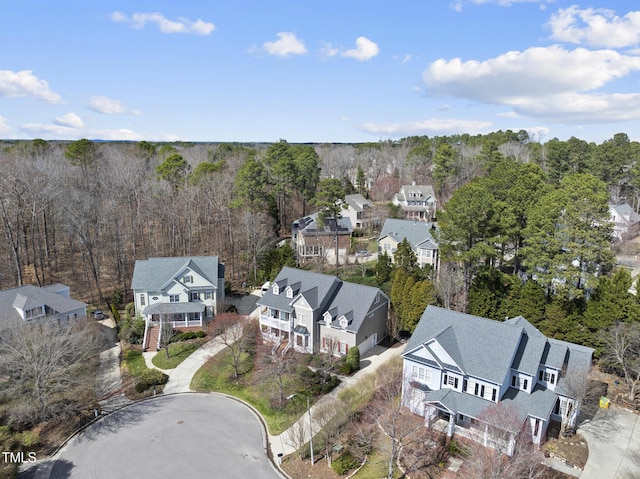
[263,32,307,57]
[451,0,554,11]
[319,41,339,59]
[0,70,62,103]
[111,11,215,35]
[361,118,492,137]
[54,112,84,128]
[21,122,144,141]
[548,6,640,49]
[342,37,379,61]
[423,45,640,122]
[89,96,141,115]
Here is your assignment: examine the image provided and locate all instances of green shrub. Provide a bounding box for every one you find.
[119,317,146,344]
[447,439,472,457]
[135,369,169,393]
[345,346,360,373]
[331,451,359,475]
[170,331,207,343]
[15,430,39,447]
[125,302,135,317]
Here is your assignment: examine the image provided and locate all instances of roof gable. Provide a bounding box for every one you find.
[378,219,438,251]
[131,256,222,292]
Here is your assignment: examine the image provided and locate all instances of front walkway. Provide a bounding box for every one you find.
[268,343,405,462]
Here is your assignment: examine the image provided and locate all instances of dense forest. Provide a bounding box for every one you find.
[1,131,639,325]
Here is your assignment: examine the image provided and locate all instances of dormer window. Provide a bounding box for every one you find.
[272,284,279,295]
[323,312,332,325]
[286,286,293,298]
[339,316,349,328]
[184,275,193,284]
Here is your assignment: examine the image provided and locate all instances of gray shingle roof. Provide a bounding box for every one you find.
[131,256,222,291]
[398,185,436,202]
[0,284,87,322]
[405,306,523,384]
[256,266,388,334]
[378,219,438,251]
[406,306,594,395]
[344,194,373,212]
[293,213,353,235]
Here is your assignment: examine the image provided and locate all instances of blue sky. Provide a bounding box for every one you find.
[2,1,640,143]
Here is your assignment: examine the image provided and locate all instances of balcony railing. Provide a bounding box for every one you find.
[259,314,293,330]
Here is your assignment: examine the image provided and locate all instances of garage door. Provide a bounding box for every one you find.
[357,333,377,355]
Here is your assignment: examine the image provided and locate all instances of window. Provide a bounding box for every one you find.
[512,376,516,387]
[470,418,479,425]
[543,371,556,384]
[140,294,146,306]
[190,292,200,301]
[480,385,485,398]
[205,291,213,300]
[184,275,193,283]
[523,379,528,390]
[169,294,180,303]
[205,306,213,318]
[286,286,293,298]
[492,388,497,401]
[446,375,458,388]
[411,365,432,384]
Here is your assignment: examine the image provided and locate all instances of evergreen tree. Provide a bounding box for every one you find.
[355,165,367,197]
[393,238,418,272]
[376,251,392,286]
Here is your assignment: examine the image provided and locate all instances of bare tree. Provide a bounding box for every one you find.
[602,322,640,404]
[365,356,444,479]
[435,261,465,311]
[211,312,248,378]
[313,402,348,468]
[286,418,309,460]
[0,317,104,426]
[464,402,546,479]
[158,317,176,359]
[260,348,293,407]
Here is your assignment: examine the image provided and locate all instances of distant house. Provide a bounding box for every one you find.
[402,306,593,454]
[378,218,439,270]
[291,213,353,265]
[0,283,87,324]
[256,267,389,356]
[341,194,380,231]
[393,183,437,222]
[609,203,640,241]
[131,256,225,350]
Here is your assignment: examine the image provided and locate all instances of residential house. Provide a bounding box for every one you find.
[131,256,225,350]
[378,218,439,270]
[0,283,87,324]
[291,213,353,265]
[393,183,437,222]
[609,203,640,241]
[341,193,380,231]
[256,266,389,356]
[402,306,593,453]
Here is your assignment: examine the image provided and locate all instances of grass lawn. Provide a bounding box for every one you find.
[151,339,206,369]
[123,348,149,378]
[191,348,309,435]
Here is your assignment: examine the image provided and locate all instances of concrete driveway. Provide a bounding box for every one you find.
[579,405,640,478]
[43,394,281,479]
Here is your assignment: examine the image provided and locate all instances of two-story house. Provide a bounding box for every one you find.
[393,183,437,222]
[378,218,439,271]
[609,203,640,241]
[291,213,353,265]
[256,267,389,356]
[131,256,225,350]
[0,284,87,325]
[402,306,593,454]
[341,194,380,231]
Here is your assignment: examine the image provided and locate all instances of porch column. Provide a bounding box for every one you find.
[447,414,455,437]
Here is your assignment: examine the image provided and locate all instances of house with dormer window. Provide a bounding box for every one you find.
[0,284,87,325]
[256,267,389,356]
[131,256,225,350]
[393,183,437,222]
[402,306,593,453]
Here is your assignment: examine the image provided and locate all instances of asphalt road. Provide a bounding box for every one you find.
[47,394,281,479]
